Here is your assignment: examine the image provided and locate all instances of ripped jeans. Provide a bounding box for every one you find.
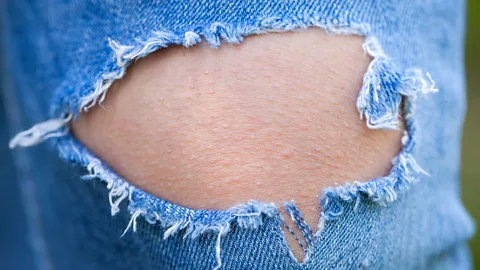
[1,1,475,269]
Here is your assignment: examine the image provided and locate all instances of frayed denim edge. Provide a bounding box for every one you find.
[8,15,438,269]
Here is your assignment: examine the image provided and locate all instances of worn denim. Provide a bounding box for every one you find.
[0,0,475,269]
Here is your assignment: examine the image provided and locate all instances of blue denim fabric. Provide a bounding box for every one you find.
[1,0,475,269]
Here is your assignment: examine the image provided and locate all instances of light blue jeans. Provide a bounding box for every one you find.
[1,0,475,269]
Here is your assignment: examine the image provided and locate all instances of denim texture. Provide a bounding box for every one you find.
[1,0,475,269]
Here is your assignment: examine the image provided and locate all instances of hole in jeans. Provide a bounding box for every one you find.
[71,29,403,261]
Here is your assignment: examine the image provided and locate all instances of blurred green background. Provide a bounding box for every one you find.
[463,1,480,267]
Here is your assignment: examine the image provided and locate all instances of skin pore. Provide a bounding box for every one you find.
[72,29,403,260]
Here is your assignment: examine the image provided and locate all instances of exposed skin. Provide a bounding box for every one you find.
[72,29,403,261]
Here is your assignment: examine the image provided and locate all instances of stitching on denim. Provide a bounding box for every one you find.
[8,14,438,268]
[284,201,315,249]
[279,217,307,255]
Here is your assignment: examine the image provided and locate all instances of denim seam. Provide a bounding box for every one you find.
[8,14,438,269]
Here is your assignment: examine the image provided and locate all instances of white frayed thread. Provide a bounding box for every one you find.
[108,185,129,216]
[401,130,409,145]
[362,258,371,269]
[121,31,177,62]
[9,114,72,149]
[161,221,230,270]
[79,70,124,112]
[163,220,189,240]
[398,153,429,177]
[184,31,201,47]
[314,217,326,237]
[84,158,132,216]
[401,69,439,97]
[421,72,438,94]
[362,37,389,76]
[121,210,145,237]
[233,212,262,217]
[353,196,361,211]
[108,38,134,67]
[213,225,229,270]
[365,113,400,130]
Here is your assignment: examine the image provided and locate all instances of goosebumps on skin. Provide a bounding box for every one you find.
[72,29,403,260]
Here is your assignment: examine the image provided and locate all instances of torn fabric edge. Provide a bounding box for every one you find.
[8,14,438,267]
[319,66,437,225]
[56,135,279,233]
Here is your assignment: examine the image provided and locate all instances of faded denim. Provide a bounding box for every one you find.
[0,0,475,269]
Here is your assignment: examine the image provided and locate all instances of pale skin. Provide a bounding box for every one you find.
[72,29,403,261]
